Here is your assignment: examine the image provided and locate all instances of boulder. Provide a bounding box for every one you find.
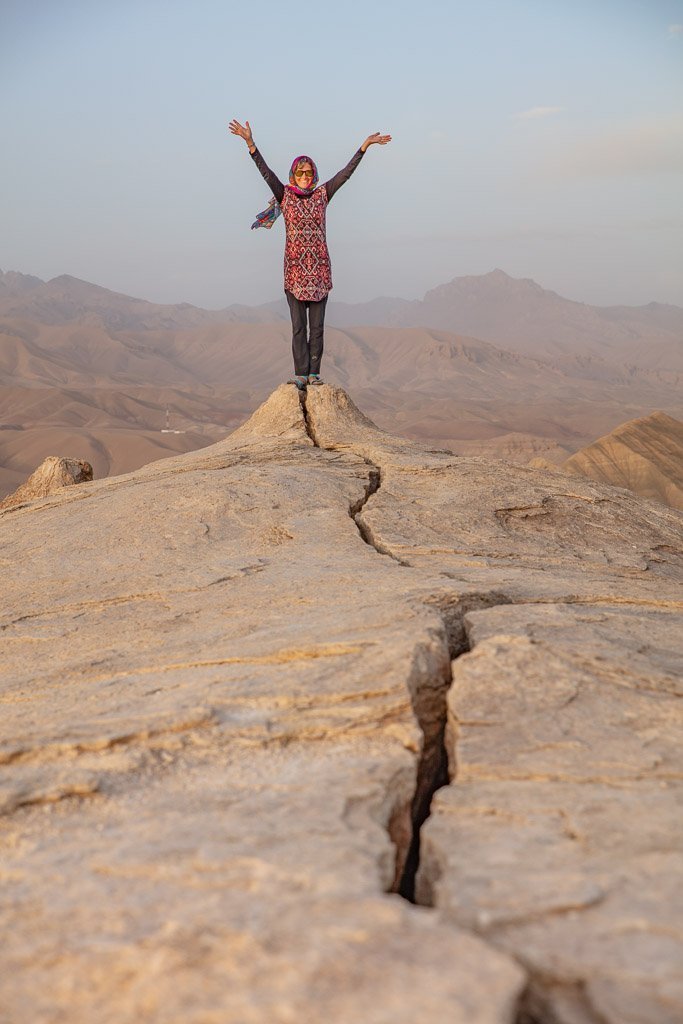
[0,455,93,510]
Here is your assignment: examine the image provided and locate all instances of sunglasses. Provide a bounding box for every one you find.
[294,169,314,178]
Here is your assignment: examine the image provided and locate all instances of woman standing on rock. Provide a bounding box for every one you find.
[228,119,391,390]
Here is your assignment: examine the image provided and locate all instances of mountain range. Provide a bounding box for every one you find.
[1,267,681,502]
[2,267,682,375]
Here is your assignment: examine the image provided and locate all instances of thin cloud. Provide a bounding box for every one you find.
[514,106,564,120]
[545,115,683,178]
[668,24,683,34]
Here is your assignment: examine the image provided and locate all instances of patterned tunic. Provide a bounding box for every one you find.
[249,146,365,303]
[281,185,332,302]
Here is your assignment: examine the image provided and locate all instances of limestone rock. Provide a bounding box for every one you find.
[305,385,683,600]
[0,454,93,510]
[1,383,681,1023]
[419,601,683,1024]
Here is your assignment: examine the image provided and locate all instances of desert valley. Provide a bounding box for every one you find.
[1,267,682,508]
[1,268,682,1023]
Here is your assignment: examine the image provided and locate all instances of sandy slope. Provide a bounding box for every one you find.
[562,411,683,510]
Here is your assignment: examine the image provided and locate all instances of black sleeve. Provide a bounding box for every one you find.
[324,148,365,202]
[249,147,285,204]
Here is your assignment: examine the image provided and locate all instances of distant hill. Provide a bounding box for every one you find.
[2,268,681,377]
[0,271,235,331]
[325,270,683,377]
[559,411,683,510]
[0,270,44,296]
[214,270,683,379]
[1,268,681,500]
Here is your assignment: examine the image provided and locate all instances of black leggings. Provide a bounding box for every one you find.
[285,290,328,376]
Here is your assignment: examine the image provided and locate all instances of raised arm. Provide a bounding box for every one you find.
[228,119,285,204]
[325,132,392,201]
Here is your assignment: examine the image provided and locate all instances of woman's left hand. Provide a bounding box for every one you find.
[361,132,392,152]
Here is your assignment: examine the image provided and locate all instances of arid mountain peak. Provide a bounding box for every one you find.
[0,269,44,295]
[424,267,551,302]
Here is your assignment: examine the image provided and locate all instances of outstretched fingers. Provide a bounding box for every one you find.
[363,132,392,148]
[228,119,252,139]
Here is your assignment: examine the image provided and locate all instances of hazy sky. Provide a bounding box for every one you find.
[2,0,682,308]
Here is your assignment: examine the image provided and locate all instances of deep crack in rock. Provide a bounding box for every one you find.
[298,389,582,1012]
[349,463,410,565]
[390,594,512,903]
[300,390,405,563]
[391,634,452,903]
[298,388,319,446]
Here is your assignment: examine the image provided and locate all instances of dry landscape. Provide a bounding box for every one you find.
[554,411,683,511]
[1,383,681,1023]
[1,268,682,1020]
[1,268,681,507]
[4,3,681,1021]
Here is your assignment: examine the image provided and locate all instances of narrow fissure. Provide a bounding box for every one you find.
[391,661,452,903]
[299,389,318,447]
[299,391,583,1023]
[348,461,410,564]
[388,592,590,1024]
[348,464,381,525]
[388,593,513,905]
[389,598,471,905]
[300,391,405,564]
[299,389,542,1008]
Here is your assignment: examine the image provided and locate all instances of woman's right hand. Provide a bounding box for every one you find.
[228,119,254,150]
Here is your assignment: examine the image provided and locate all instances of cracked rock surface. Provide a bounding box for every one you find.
[1,384,681,1023]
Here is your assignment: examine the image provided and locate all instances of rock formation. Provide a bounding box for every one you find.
[560,410,683,510]
[3,268,682,502]
[1,385,681,1023]
[0,454,93,510]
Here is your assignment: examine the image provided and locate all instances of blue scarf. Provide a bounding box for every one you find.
[251,155,319,230]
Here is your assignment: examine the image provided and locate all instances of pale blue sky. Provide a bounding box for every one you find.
[2,0,682,308]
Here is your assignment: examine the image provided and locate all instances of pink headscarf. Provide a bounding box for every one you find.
[287,155,319,195]
[251,155,320,229]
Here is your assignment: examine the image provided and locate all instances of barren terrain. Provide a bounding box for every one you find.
[1,269,680,503]
[1,384,681,1023]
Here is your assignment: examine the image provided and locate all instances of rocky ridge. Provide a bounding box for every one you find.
[560,410,683,511]
[1,385,681,1023]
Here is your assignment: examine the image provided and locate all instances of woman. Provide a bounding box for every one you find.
[228,119,391,389]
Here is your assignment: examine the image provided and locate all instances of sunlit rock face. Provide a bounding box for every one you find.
[0,454,93,510]
[561,410,683,510]
[1,384,681,1024]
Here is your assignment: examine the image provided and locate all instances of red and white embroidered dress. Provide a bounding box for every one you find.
[281,185,333,303]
